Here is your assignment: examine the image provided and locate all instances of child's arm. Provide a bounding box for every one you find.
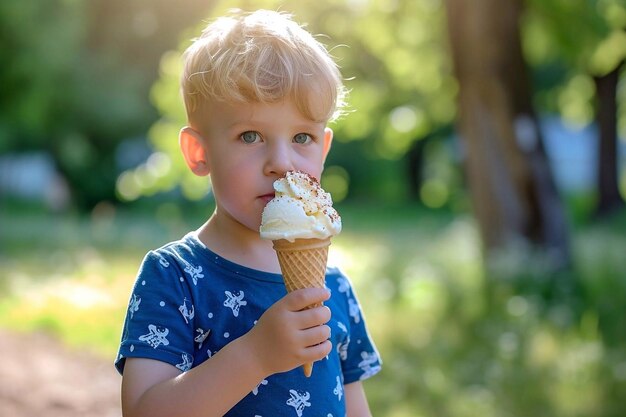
[345,381,374,417]
[121,287,332,417]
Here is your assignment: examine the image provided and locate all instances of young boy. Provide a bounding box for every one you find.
[115,9,381,417]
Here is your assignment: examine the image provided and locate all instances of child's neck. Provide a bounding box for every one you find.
[196,212,282,274]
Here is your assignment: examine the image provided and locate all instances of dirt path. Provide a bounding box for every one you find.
[0,329,121,417]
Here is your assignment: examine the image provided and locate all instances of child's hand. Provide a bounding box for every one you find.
[245,287,332,376]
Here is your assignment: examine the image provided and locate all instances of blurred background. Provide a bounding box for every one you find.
[1,0,626,416]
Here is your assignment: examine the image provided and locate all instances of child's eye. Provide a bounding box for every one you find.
[240,131,261,144]
[293,133,312,144]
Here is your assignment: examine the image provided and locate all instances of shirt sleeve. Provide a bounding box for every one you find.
[336,272,382,384]
[115,250,195,375]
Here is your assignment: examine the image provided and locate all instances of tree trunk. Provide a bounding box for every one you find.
[407,138,426,201]
[593,62,624,217]
[444,0,570,267]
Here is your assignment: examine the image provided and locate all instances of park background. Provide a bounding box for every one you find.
[1,0,626,416]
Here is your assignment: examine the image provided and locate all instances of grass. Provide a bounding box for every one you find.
[1,201,626,416]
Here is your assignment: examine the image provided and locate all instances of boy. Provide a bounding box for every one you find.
[115,9,381,417]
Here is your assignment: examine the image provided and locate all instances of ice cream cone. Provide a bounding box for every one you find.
[273,237,330,377]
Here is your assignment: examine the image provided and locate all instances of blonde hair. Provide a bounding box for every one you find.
[181,9,346,124]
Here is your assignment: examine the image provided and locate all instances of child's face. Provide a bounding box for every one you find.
[195,98,333,233]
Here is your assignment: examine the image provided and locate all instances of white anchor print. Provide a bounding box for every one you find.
[337,336,350,361]
[358,351,381,379]
[286,390,311,417]
[179,258,204,285]
[348,298,361,324]
[223,291,247,317]
[337,276,350,295]
[176,353,192,372]
[128,293,141,319]
[336,321,349,360]
[178,298,195,324]
[138,324,170,349]
[333,376,343,401]
[194,328,210,349]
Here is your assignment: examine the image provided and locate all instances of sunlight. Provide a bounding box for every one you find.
[558,75,595,126]
[390,105,418,133]
[506,295,529,317]
[330,236,392,281]
[321,166,350,203]
[24,279,115,310]
[329,236,397,307]
[420,178,449,208]
[400,260,447,315]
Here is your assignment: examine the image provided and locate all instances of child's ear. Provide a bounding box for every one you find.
[322,127,334,163]
[179,127,210,176]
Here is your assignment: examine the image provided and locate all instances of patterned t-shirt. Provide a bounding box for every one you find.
[115,232,381,417]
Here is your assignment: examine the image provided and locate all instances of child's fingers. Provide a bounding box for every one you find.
[300,324,331,347]
[283,288,330,312]
[297,305,331,329]
[303,339,332,361]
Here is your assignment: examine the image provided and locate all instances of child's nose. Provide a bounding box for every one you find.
[263,142,294,177]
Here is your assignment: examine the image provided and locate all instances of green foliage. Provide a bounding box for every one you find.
[0,0,84,148]
[1,204,626,416]
[524,0,626,128]
[0,0,214,207]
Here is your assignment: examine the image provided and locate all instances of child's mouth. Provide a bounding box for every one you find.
[259,194,275,205]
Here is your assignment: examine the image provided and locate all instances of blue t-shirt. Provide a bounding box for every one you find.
[115,232,381,417]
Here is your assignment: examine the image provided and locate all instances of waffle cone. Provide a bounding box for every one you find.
[273,237,330,377]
